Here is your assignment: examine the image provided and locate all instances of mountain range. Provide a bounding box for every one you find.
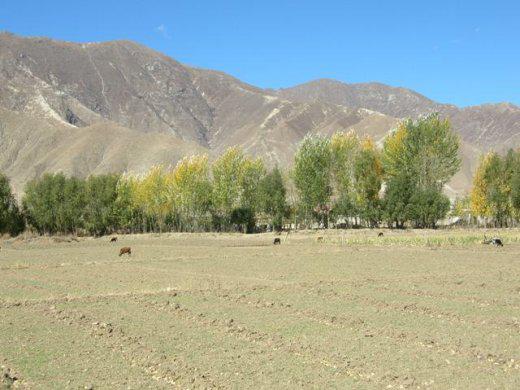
[1,32,519,196]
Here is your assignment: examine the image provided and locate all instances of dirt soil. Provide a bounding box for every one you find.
[1,230,519,389]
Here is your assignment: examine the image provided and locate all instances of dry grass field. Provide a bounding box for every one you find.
[1,229,520,389]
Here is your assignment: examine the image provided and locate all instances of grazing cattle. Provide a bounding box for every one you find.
[273,238,281,245]
[119,247,132,256]
[378,232,384,237]
[110,237,118,243]
[317,236,324,243]
[492,238,503,247]
[482,236,504,247]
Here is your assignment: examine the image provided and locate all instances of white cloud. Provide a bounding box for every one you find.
[155,24,171,39]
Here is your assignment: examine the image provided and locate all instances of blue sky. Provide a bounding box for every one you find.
[1,0,519,106]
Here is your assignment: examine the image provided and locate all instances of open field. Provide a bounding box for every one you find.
[1,230,520,389]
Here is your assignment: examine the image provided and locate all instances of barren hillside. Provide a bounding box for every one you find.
[1,32,518,195]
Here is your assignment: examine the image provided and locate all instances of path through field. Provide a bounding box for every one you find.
[1,232,519,388]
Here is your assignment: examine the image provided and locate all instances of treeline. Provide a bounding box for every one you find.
[0,114,465,236]
[294,113,459,229]
[467,149,520,227]
[20,154,288,235]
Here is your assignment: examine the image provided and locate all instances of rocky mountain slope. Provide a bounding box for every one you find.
[276,78,447,118]
[1,32,518,196]
[277,79,520,154]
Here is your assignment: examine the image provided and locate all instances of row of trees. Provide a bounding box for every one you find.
[469,149,520,227]
[293,113,460,228]
[23,173,122,235]
[20,152,288,235]
[1,114,465,236]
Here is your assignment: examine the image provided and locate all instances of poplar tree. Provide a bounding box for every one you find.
[353,138,383,227]
[382,114,459,228]
[258,167,288,231]
[169,155,213,231]
[83,174,120,236]
[330,131,359,223]
[293,135,332,226]
[212,147,265,231]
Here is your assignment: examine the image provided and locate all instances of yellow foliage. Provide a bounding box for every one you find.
[382,122,408,177]
[331,131,359,154]
[168,155,211,213]
[330,131,359,197]
[360,136,375,150]
[360,136,383,177]
[212,147,265,213]
[470,153,493,217]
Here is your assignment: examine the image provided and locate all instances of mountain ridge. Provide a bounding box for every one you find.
[1,32,519,196]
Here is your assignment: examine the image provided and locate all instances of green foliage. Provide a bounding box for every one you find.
[133,166,171,231]
[511,158,520,216]
[83,174,120,236]
[470,149,519,226]
[407,188,450,228]
[212,148,244,217]
[353,139,383,227]
[212,148,265,230]
[23,173,85,234]
[24,173,125,235]
[470,153,493,218]
[398,113,460,191]
[382,175,414,228]
[115,176,143,232]
[168,155,213,231]
[258,167,288,231]
[230,207,256,233]
[330,132,359,221]
[0,174,24,236]
[483,153,511,226]
[13,117,517,236]
[382,114,460,228]
[293,135,332,225]
[240,158,266,211]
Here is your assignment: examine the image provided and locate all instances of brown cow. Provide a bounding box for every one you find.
[378,232,384,237]
[110,237,118,243]
[317,236,324,243]
[119,247,131,256]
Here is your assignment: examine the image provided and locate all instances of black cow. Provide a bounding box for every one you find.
[491,238,503,247]
[482,236,503,247]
